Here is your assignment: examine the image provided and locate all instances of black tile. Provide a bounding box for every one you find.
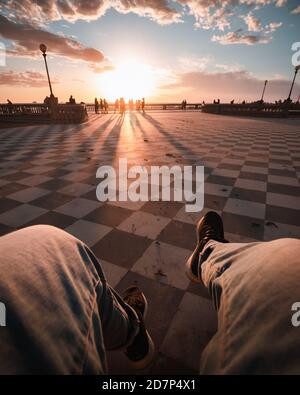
[158,220,196,251]
[84,204,132,227]
[39,178,72,191]
[31,192,74,210]
[0,197,21,214]
[116,271,184,348]
[141,201,183,218]
[93,229,152,269]
[206,174,236,186]
[266,205,300,227]
[267,183,299,197]
[0,183,27,197]
[230,187,266,204]
[25,211,76,229]
[239,172,267,182]
[221,212,264,240]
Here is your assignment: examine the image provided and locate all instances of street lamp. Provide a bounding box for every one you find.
[287,65,300,101]
[260,80,268,102]
[40,43,54,97]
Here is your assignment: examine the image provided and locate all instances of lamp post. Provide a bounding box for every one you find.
[261,80,268,102]
[40,44,53,96]
[287,65,300,101]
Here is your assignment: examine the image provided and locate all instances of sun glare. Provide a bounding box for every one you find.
[98,60,157,101]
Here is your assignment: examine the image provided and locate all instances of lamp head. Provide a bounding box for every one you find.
[40,44,47,54]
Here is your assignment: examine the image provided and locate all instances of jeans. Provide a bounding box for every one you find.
[199,238,300,375]
[0,225,299,374]
[0,225,139,375]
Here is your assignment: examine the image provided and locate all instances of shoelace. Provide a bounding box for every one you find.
[125,293,143,310]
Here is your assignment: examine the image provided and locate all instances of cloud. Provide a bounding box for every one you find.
[92,65,115,73]
[212,29,270,45]
[0,0,181,25]
[0,15,105,63]
[0,0,288,29]
[243,13,263,32]
[177,0,286,31]
[161,69,299,102]
[0,70,58,87]
[265,21,282,33]
[240,12,282,40]
[292,5,300,14]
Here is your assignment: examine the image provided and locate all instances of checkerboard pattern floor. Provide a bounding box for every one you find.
[0,112,299,374]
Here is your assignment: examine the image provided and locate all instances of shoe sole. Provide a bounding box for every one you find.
[129,331,156,370]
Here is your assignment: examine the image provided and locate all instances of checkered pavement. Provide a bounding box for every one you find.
[0,112,299,374]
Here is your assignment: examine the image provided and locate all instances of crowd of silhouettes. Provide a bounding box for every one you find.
[94,98,109,114]
[94,98,146,115]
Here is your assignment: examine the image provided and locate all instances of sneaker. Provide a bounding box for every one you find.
[186,211,228,283]
[123,286,155,369]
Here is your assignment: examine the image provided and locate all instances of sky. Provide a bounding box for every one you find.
[0,0,299,103]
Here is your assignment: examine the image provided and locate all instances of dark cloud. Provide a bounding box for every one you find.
[0,15,105,63]
[0,0,181,25]
[0,69,58,87]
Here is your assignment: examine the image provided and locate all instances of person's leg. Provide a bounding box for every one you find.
[0,225,153,374]
[186,212,300,375]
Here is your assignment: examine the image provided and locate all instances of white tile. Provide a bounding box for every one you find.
[268,175,299,187]
[212,168,240,178]
[132,241,191,290]
[58,183,94,197]
[266,193,300,209]
[55,198,100,218]
[65,219,112,247]
[8,187,50,203]
[224,198,265,219]
[25,165,54,175]
[107,200,146,211]
[60,171,91,182]
[242,165,268,175]
[19,175,53,187]
[205,183,232,197]
[118,211,170,239]
[235,178,267,192]
[99,260,127,288]
[0,204,47,227]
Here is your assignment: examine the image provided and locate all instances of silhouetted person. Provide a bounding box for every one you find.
[103,99,109,114]
[120,98,126,115]
[95,98,99,114]
[69,95,76,104]
[114,99,119,113]
[100,99,104,113]
[7,99,13,115]
[141,98,145,113]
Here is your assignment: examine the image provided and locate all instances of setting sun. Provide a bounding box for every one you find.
[98,60,157,101]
